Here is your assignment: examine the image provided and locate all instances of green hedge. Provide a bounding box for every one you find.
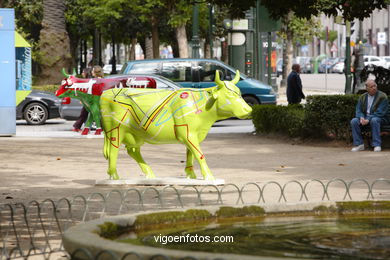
[252,95,359,141]
[305,95,358,140]
[252,104,305,137]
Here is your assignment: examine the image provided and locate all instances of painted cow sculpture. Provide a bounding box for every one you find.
[100,70,252,180]
[55,75,157,135]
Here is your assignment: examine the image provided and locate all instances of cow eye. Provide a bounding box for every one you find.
[61,80,66,86]
[67,79,73,86]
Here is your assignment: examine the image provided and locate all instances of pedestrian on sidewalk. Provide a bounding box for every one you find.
[350,79,389,152]
[287,64,305,105]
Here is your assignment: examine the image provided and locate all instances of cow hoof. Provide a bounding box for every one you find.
[95,129,102,135]
[204,175,215,181]
[109,172,119,180]
[81,128,90,135]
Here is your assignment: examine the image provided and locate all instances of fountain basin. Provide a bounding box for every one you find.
[63,201,390,260]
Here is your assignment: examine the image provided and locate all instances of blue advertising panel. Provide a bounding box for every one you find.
[0,8,16,136]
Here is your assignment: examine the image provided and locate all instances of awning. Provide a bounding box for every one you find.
[15,32,31,47]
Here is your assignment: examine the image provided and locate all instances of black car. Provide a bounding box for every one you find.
[17,90,61,125]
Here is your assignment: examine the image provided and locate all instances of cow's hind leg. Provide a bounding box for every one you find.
[126,146,156,179]
[185,148,197,179]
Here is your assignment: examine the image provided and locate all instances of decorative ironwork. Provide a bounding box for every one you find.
[1,178,390,259]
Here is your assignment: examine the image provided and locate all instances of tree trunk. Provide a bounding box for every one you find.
[37,0,72,84]
[151,16,160,58]
[175,24,188,58]
[280,12,294,88]
[204,38,210,59]
[221,40,228,63]
[145,35,153,59]
[130,38,137,60]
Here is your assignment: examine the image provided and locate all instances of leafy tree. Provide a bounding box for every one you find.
[319,29,338,54]
[260,0,389,87]
[277,14,320,87]
[260,0,389,21]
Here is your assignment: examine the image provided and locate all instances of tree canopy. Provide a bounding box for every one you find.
[260,0,390,21]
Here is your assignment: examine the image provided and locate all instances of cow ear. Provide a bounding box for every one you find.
[206,89,217,110]
[232,70,240,85]
[214,70,224,89]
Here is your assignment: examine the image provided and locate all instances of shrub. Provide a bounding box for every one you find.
[252,95,360,141]
[252,104,305,137]
[304,95,358,140]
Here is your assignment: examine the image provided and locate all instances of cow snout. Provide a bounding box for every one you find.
[236,105,252,119]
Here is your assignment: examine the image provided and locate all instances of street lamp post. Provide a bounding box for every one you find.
[192,3,200,58]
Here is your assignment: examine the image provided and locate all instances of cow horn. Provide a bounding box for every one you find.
[61,68,70,77]
[214,70,223,87]
[232,70,240,84]
[72,68,77,75]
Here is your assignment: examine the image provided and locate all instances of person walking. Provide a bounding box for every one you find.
[350,79,389,152]
[287,64,305,105]
[72,68,92,132]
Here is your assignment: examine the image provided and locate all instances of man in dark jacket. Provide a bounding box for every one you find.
[350,79,389,152]
[287,64,305,104]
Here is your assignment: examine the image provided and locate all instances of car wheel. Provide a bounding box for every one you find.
[24,102,48,125]
[243,96,259,106]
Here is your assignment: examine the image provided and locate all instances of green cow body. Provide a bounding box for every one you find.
[100,71,252,180]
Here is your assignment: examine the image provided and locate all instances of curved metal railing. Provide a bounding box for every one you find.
[1,178,390,259]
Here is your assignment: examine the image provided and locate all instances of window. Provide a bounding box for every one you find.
[129,62,159,74]
[197,61,231,81]
[161,62,192,82]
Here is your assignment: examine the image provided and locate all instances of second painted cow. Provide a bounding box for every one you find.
[100,71,252,180]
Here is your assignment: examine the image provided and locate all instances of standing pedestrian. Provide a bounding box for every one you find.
[287,64,305,105]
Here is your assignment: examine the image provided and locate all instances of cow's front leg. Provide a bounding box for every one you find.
[106,145,120,180]
[126,146,156,179]
[185,148,197,179]
[175,125,214,180]
[103,130,120,180]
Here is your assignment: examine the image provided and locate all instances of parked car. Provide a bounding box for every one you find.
[381,56,390,69]
[59,74,181,120]
[295,56,313,73]
[17,90,61,125]
[318,57,340,73]
[121,58,276,106]
[331,58,345,74]
[364,55,386,68]
[103,64,123,74]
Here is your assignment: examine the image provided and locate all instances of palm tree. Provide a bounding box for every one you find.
[37,0,72,84]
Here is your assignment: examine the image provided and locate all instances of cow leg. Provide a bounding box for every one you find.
[175,125,214,180]
[185,148,197,179]
[126,146,156,179]
[103,127,121,180]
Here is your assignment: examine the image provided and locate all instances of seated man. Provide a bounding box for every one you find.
[350,79,389,152]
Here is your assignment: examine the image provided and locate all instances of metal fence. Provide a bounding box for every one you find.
[1,178,390,260]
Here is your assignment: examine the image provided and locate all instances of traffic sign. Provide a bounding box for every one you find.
[378,32,386,45]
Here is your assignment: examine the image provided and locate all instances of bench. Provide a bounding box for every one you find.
[361,109,390,147]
